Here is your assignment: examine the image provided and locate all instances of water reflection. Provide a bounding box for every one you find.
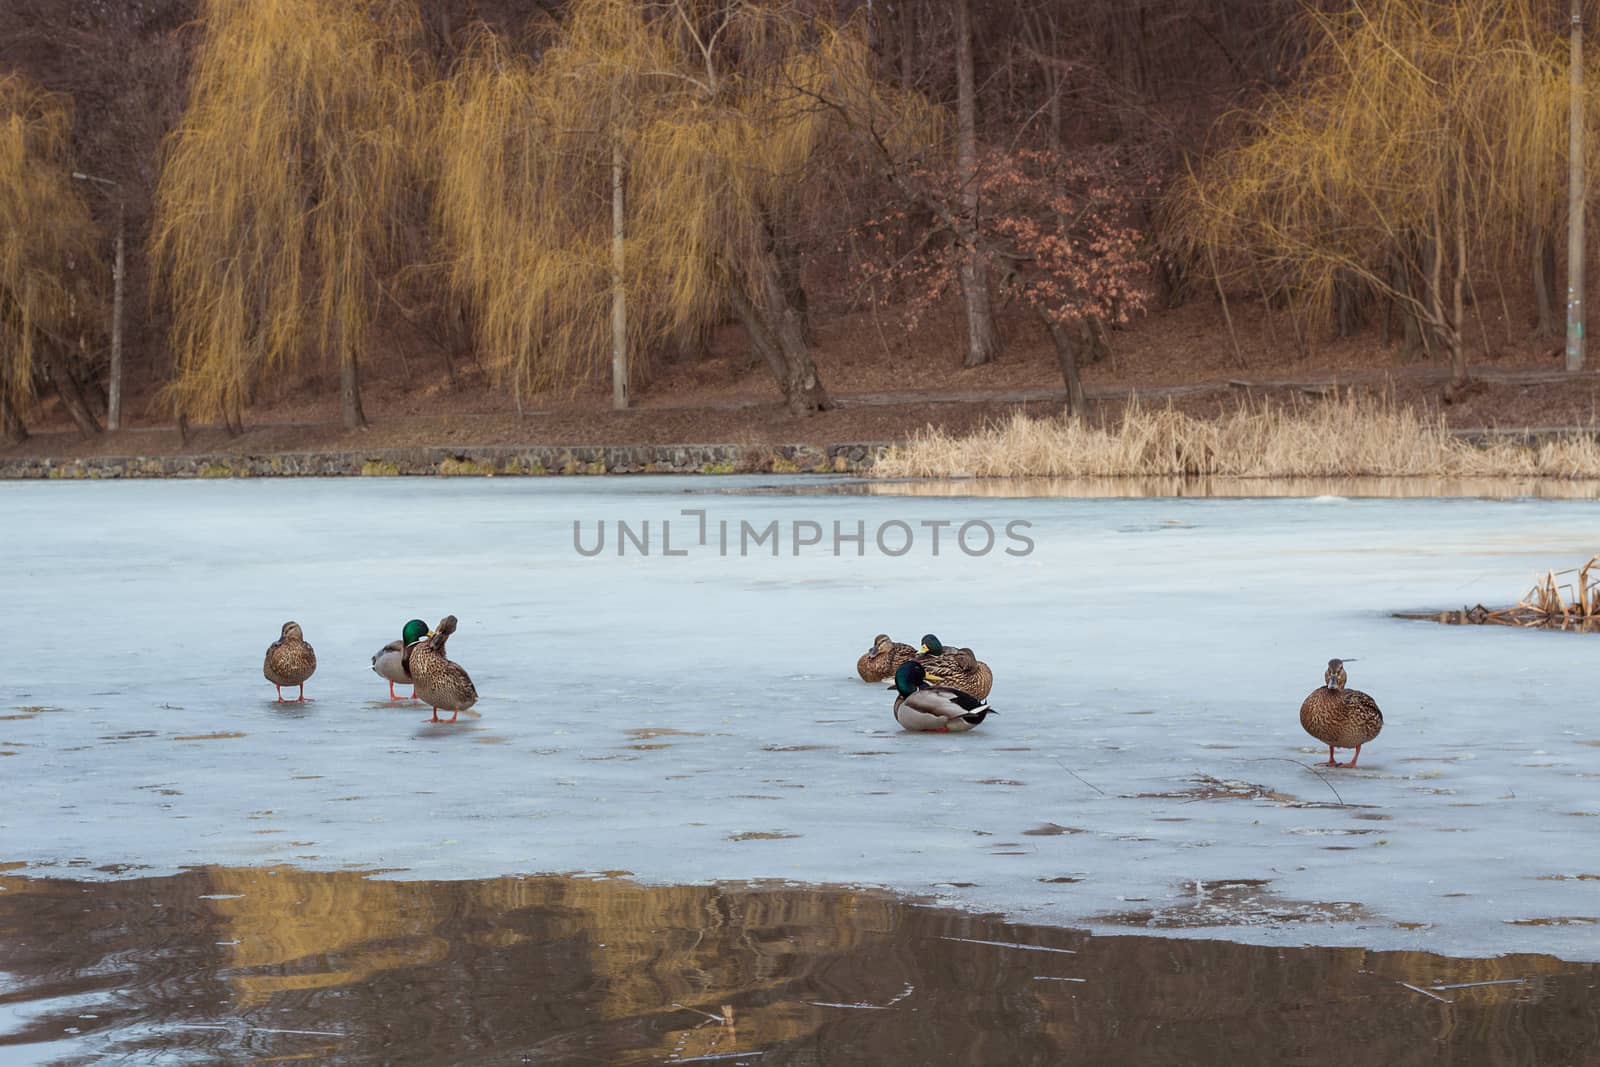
[2,867,1597,1065]
[833,476,1600,499]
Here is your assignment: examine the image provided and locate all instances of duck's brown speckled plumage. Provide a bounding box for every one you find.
[857,634,917,683]
[916,647,993,700]
[263,621,316,701]
[1299,658,1383,767]
[408,614,478,723]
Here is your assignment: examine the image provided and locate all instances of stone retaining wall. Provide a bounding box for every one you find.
[0,442,889,480]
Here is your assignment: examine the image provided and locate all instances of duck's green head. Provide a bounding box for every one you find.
[919,634,944,655]
[402,619,429,646]
[890,659,927,696]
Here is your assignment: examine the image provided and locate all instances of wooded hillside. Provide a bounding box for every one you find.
[2,1,1593,444]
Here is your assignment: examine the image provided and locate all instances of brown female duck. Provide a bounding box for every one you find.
[915,634,993,700]
[406,614,479,723]
[1299,658,1383,767]
[263,621,317,702]
[857,634,917,683]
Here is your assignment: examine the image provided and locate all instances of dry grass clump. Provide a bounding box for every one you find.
[873,395,1600,480]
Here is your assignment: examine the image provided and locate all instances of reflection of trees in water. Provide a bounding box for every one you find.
[1,867,1596,1064]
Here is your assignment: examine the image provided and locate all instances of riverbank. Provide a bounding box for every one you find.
[5,366,1600,480]
[0,441,887,479]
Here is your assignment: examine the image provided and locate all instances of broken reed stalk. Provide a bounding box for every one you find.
[1516,555,1600,621]
[1401,555,1600,632]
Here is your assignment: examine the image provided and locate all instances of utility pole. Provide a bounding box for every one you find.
[1568,0,1587,372]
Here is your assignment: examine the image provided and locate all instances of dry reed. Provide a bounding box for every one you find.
[1399,555,1600,631]
[872,394,1600,480]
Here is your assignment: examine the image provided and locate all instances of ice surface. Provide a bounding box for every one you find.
[2,476,1599,961]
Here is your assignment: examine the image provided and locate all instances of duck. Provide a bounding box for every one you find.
[1299,658,1383,767]
[915,634,993,700]
[263,621,317,702]
[372,618,430,701]
[857,634,917,683]
[889,660,996,733]
[407,614,479,723]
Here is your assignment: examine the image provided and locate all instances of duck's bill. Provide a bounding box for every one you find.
[918,644,929,653]
[924,672,946,683]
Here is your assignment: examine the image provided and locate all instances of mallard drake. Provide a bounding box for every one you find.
[407,614,478,723]
[1299,658,1383,767]
[372,618,430,701]
[915,634,993,700]
[857,634,917,683]
[263,621,317,702]
[889,660,996,733]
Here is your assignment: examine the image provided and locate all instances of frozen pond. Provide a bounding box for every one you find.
[3,477,1599,963]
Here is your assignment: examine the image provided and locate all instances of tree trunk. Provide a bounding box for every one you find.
[109,201,126,431]
[1208,247,1244,366]
[1426,214,1445,361]
[1333,270,1365,338]
[1568,0,1587,371]
[1046,13,1062,147]
[775,232,813,345]
[899,0,916,87]
[341,349,368,431]
[0,393,26,445]
[1079,317,1111,365]
[42,345,101,438]
[611,138,629,411]
[728,280,831,417]
[1040,309,1088,418]
[1449,203,1469,386]
[1389,239,1425,360]
[955,0,1000,368]
[225,395,244,437]
[1533,227,1559,338]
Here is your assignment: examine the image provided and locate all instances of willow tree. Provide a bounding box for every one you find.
[434,0,931,416]
[1167,0,1600,390]
[151,0,421,432]
[0,74,103,442]
[432,5,667,411]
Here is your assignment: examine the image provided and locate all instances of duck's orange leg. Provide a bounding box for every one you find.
[1342,745,1363,768]
[274,685,285,703]
[1319,745,1339,766]
[295,684,307,703]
